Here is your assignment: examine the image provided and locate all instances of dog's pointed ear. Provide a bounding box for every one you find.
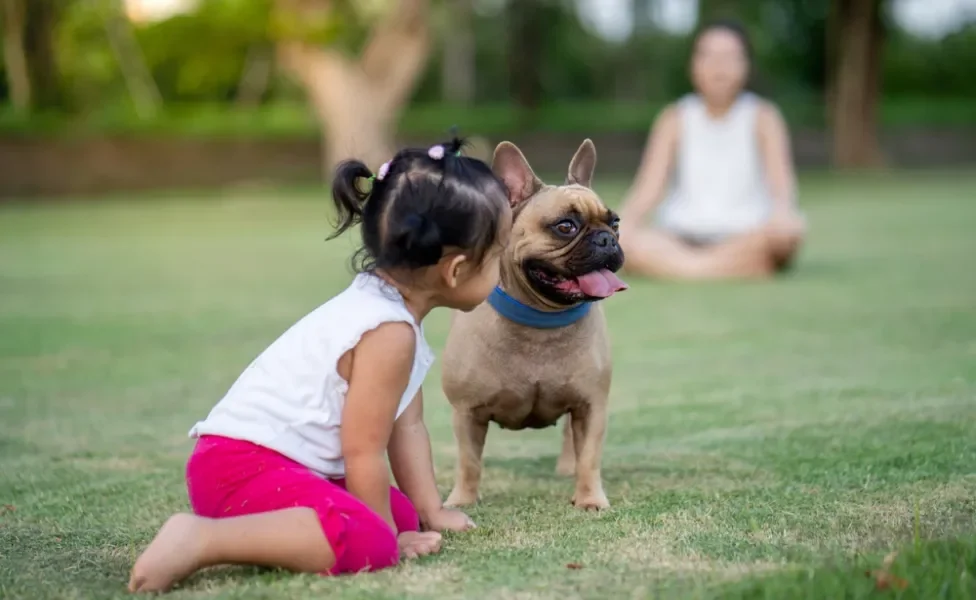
[492,141,543,208]
[567,138,597,188]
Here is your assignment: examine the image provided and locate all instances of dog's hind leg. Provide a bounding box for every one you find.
[555,416,576,476]
[445,409,489,507]
[570,405,610,510]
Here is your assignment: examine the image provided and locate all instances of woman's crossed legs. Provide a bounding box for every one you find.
[621,218,805,280]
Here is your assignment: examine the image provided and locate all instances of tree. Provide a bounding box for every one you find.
[103,0,161,119]
[275,0,431,171]
[505,0,544,113]
[440,0,474,104]
[23,0,63,109]
[1,0,30,111]
[698,0,740,22]
[1,0,64,112]
[827,0,885,168]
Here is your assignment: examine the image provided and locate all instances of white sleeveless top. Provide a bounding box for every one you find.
[188,273,434,478]
[657,92,772,239]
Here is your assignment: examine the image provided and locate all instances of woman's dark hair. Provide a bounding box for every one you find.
[690,18,758,93]
[692,18,754,64]
[329,137,509,274]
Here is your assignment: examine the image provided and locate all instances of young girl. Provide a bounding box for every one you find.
[129,138,512,593]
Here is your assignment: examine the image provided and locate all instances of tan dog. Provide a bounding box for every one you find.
[441,139,626,510]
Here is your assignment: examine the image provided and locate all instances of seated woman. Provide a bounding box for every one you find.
[619,20,806,280]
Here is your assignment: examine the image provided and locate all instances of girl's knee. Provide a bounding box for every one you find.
[331,513,400,574]
[390,487,420,533]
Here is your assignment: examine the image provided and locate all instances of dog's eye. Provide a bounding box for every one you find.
[554,220,578,236]
[610,219,620,233]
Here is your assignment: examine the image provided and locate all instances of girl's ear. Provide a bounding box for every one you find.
[442,254,469,289]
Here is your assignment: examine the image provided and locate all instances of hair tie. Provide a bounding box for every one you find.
[371,161,391,182]
[428,145,445,160]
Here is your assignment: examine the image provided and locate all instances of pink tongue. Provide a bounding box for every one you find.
[575,269,628,298]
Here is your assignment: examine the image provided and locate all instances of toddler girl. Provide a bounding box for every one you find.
[129,138,512,592]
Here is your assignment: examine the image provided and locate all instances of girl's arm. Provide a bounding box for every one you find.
[388,390,474,532]
[618,105,680,237]
[340,321,417,532]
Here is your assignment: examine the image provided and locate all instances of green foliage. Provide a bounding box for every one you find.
[0,97,973,140]
[2,0,976,126]
[137,0,272,101]
[884,26,976,98]
[54,1,125,111]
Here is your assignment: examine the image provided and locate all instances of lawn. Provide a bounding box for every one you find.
[1,172,975,599]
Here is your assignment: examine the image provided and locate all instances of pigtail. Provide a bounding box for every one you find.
[444,136,466,158]
[329,159,374,240]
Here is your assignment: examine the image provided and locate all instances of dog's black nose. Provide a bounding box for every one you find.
[592,231,618,249]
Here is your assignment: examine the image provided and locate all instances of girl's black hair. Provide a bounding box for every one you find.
[329,137,509,274]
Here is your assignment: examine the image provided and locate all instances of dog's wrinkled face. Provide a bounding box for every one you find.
[492,139,627,309]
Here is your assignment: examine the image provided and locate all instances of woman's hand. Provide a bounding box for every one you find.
[422,507,476,533]
[398,531,442,560]
[768,208,806,239]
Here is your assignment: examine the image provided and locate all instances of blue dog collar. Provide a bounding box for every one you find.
[486,286,591,329]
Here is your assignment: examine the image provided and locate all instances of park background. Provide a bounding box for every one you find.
[1,1,975,599]
[1,0,975,195]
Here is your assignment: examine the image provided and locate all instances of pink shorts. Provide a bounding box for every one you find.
[186,435,419,575]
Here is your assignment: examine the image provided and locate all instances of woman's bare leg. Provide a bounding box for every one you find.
[129,508,334,593]
[621,229,772,280]
[621,223,804,281]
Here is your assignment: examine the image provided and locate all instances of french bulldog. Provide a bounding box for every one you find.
[441,139,626,510]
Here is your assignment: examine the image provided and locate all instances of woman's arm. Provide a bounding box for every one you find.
[388,391,474,532]
[340,321,416,533]
[756,101,799,214]
[618,105,680,236]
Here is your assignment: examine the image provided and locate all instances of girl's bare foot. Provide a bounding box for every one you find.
[129,513,210,593]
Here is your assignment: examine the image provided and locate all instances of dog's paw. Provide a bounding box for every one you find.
[444,488,478,508]
[571,492,610,511]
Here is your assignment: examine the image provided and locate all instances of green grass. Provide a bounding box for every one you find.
[2,96,975,140]
[1,172,975,599]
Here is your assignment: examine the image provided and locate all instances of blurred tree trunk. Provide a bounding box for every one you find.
[103,0,162,119]
[235,44,274,108]
[827,0,885,168]
[506,0,543,114]
[440,0,474,104]
[22,0,61,109]
[277,0,431,172]
[1,0,30,112]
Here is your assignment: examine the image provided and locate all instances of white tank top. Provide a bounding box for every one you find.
[657,92,772,239]
[188,273,434,478]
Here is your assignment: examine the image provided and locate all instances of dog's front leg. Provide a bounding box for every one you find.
[570,405,610,510]
[556,416,576,476]
[445,408,489,507]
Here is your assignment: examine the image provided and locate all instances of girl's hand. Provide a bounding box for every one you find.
[423,507,476,532]
[398,531,442,560]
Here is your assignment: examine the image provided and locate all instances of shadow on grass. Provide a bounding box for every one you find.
[712,537,976,600]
